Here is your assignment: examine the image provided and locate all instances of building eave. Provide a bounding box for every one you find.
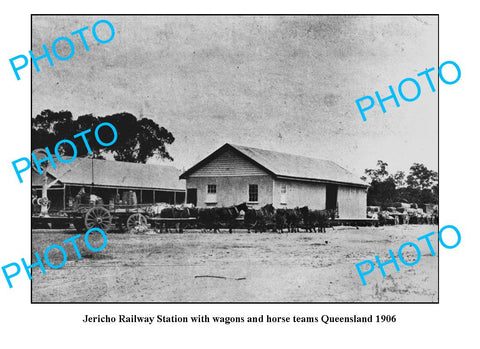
[275,175,369,188]
[32,182,185,192]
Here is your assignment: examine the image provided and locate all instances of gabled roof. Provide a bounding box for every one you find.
[32,157,185,191]
[180,143,368,187]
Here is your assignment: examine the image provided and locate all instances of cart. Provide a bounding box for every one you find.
[62,203,152,233]
[61,203,199,233]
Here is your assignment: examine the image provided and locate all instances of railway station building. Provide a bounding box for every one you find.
[32,157,186,212]
[180,143,368,219]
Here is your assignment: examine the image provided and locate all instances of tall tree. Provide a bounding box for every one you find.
[32,110,75,151]
[393,171,406,187]
[363,160,390,183]
[101,113,174,163]
[32,110,175,163]
[367,177,397,207]
[406,163,438,190]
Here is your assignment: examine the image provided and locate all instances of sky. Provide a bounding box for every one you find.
[32,15,438,178]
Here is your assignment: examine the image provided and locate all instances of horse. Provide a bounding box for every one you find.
[197,208,220,233]
[244,204,276,233]
[197,203,247,233]
[146,203,195,233]
[284,207,302,232]
[310,209,331,233]
[155,205,185,233]
[274,208,288,233]
[216,203,248,233]
[299,206,314,232]
[298,207,332,233]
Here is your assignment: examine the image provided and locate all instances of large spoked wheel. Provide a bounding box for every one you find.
[126,213,148,233]
[84,207,112,232]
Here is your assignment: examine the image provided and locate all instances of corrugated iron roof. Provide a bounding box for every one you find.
[34,157,185,190]
[181,143,367,187]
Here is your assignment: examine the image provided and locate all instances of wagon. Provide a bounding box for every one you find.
[61,203,198,233]
[63,203,152,233]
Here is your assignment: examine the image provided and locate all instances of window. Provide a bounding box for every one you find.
[280,184,287,204]
[248,184,258,202]
[206,184,217,203]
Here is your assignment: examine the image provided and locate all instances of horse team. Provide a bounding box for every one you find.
[146,202,335,234]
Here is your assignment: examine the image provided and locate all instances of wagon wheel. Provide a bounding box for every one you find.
[84,206,112,232]
[126,213,148,233]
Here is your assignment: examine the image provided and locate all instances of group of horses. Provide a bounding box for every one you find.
[146,202,335,233]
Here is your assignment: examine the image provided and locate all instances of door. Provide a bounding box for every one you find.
[187,188,197,206]
[325,184,338,214]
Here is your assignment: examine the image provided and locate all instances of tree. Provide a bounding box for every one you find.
[393,171,406,188]
[406,163,438,190]
[362,160,438,207]
[363,160,390,183]
[363,160,396,207]
[74,113,105,159]
[32,110,175,163]
[32,110,75,151]
[102,113,174,163]
[362,160,439,207]
[367,177,397,207]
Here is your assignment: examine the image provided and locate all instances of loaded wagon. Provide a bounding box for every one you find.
[64,203,151,233]
[68,197,199,233]
[33,202,198,234]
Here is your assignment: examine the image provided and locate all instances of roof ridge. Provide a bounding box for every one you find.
[61,156,179,169]
[228,143,332,163]
[226,143,366,187]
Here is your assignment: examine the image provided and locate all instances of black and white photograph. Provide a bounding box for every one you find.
[30,15,438,303]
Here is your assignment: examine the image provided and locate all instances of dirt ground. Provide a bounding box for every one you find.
[31,224,438,302]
